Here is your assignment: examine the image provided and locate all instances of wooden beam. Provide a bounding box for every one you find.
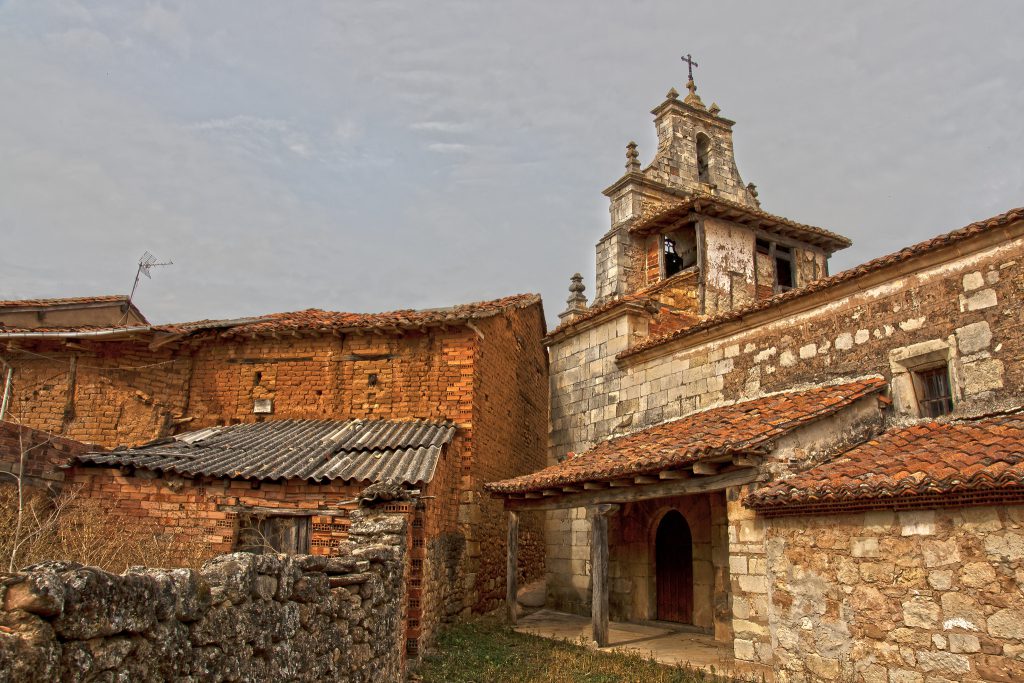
[561,486,583,493]
[732,454,763,468]
[590,503,619,647]
[633,475,659,485]
[507,510,519,626]
[608,480,632,488]
[658,470,689,480]
[692,461,719,475]
[583,482,608,490]
[506,468,760,511]
[524,492,542,499]
[542,489,560,497]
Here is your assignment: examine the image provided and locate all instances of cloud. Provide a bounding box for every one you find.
[425,142,470,154]
[140,3,191,58]
[410,121,470,133]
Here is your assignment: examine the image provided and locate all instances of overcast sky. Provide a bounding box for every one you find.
[1,1,1021,326]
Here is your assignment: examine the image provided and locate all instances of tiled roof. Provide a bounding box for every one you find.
[746,410,1024,514]
[0,295,130,309]
[155,293,542,337]
[619,206,1024,360]
[630,195,853,251]
[74,419,456,485]
[486,377,886,494]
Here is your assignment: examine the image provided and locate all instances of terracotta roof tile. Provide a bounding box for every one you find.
[619,206,1024,360]
[0,295,130,309]
[486,377,886,494]
[631,194,853,251]
[745,410,1024,513]
[156,293,542,337]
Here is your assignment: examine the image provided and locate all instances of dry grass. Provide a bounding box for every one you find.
[0,484,207,573]
[417,616,754,683]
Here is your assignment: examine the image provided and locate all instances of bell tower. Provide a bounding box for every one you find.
[592,61,760,304]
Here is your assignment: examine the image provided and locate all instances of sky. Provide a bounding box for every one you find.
[1,1,1021,326]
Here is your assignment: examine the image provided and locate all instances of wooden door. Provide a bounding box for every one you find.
[656,510,693,623]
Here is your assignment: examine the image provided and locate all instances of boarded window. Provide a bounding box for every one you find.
[237,515,311,554]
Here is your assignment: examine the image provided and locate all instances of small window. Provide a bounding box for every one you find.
[664,238,685,277]
[237,515,311,554]
[775,256,794,290]
[914,366,954,418]
[755,238,771,255]
[696,133,711,184]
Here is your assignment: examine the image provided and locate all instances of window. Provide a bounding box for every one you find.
[888,339,959,418]
[664,238,684,277]
[755,238,796,292]
[696,133,711,184]
[914,366,954,418]
[237,515,311,554]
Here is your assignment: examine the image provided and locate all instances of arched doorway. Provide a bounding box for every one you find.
[655,510,693,623]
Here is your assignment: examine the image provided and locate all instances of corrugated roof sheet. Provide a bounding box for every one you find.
[74,419,456,485]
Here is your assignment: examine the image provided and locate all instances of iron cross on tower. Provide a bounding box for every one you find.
[681,53,699,81]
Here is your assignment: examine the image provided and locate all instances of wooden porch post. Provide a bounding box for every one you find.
[507,510,519,625]
[590,504,619,647]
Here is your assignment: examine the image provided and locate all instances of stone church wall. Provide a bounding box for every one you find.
[760,504,1024,683]
[0,510,408,683]
[546,223,1023,637]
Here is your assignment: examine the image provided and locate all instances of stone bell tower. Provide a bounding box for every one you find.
[590,68,761,305]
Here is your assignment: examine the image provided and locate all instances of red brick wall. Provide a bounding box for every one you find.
[0,343,191,447]
[466,305,549,612]
[0,421,93,489]
[1,302,550,619]
[65,465,362,564]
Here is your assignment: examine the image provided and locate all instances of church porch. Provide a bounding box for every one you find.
[516,608,773,680]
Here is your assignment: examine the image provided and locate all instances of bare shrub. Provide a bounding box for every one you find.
[0,483,208,572]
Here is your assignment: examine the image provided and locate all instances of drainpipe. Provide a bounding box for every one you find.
[0,366,12,422]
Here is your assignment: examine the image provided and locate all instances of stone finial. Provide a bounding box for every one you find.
[559,273,589,323]
[747,182,760,207]
[666,87,680,101]
[684,78,705,109]
[709,102,721,116]
[625,141,640,172]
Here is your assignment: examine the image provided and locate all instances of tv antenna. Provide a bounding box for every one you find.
[125,251,173,319]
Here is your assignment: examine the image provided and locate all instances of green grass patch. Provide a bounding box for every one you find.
[416,616,749,683]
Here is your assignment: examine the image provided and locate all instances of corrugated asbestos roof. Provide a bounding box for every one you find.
[74,419,456,485]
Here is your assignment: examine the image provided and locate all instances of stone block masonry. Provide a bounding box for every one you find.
[764,504,1024,683]
[0,510,408,682]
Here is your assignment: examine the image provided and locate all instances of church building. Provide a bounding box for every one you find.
[488,71,1024,682]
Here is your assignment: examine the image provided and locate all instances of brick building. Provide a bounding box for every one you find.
[0,293,549,655]
[489,75,1024,682]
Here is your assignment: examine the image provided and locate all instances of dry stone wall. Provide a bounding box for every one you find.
[0,510,407,683]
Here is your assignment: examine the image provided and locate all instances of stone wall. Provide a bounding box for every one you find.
[762,504,1024,683]
[0,510,408,683]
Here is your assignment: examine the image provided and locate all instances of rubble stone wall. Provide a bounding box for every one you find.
[763,504,1024,683]
[0,510,407,683]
